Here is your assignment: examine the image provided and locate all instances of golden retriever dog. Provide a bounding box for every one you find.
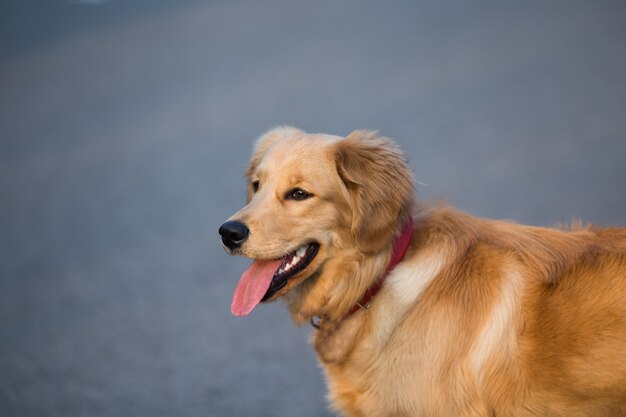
[219,127,626,417]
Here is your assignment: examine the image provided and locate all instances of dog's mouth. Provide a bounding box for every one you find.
[231,242,320,317]
[261,243,320,302]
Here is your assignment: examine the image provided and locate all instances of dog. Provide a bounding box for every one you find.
[219,127,626,417]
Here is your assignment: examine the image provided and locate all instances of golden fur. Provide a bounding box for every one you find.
[224,127,626,417]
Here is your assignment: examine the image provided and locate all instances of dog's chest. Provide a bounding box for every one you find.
[319,333,436,417]
[314,314,448,417]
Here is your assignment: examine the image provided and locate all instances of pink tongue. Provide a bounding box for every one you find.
[231,259,282,316]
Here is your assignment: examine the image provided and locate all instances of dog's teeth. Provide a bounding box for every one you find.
[278,246,312,276]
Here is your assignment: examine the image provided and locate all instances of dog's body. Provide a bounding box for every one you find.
[220,127,626,417]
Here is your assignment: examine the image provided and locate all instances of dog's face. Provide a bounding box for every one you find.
[220,127,413,321]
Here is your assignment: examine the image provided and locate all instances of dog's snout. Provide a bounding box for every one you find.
[219,220,250,250]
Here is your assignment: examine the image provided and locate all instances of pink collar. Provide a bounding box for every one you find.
[345,216,414,317]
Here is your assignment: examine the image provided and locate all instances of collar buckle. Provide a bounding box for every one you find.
[310,315,322,329]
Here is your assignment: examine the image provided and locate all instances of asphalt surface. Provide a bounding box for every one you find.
[1,1,625,416]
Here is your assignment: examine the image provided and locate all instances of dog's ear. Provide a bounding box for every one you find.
[335,130,414,253]
[245,126,303,202]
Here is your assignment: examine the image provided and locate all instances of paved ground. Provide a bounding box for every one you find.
[1,1,625,416]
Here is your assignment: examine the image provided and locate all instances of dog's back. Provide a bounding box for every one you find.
[516,224,626,416]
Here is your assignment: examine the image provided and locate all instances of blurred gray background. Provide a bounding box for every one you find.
[1,1,625,416]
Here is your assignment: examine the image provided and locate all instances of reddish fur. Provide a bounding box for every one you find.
[225,127,626,417]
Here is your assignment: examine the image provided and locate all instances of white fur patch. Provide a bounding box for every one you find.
[387,252,447,306]
[369,252,447,347]
[470,270,523,382]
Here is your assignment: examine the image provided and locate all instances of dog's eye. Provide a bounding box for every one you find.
[251,180,260,193]
[285,188,312,201]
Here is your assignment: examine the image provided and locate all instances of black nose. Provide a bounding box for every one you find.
[219,220,250,250]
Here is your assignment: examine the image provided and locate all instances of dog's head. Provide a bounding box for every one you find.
[219,127,413,322]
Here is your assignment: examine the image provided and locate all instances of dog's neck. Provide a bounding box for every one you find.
[310,216,414,329]
[344,217,414,317]
[311,216,414,363]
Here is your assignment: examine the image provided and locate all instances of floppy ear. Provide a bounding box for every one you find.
[335,130,414,253]
[245,126,303,202]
